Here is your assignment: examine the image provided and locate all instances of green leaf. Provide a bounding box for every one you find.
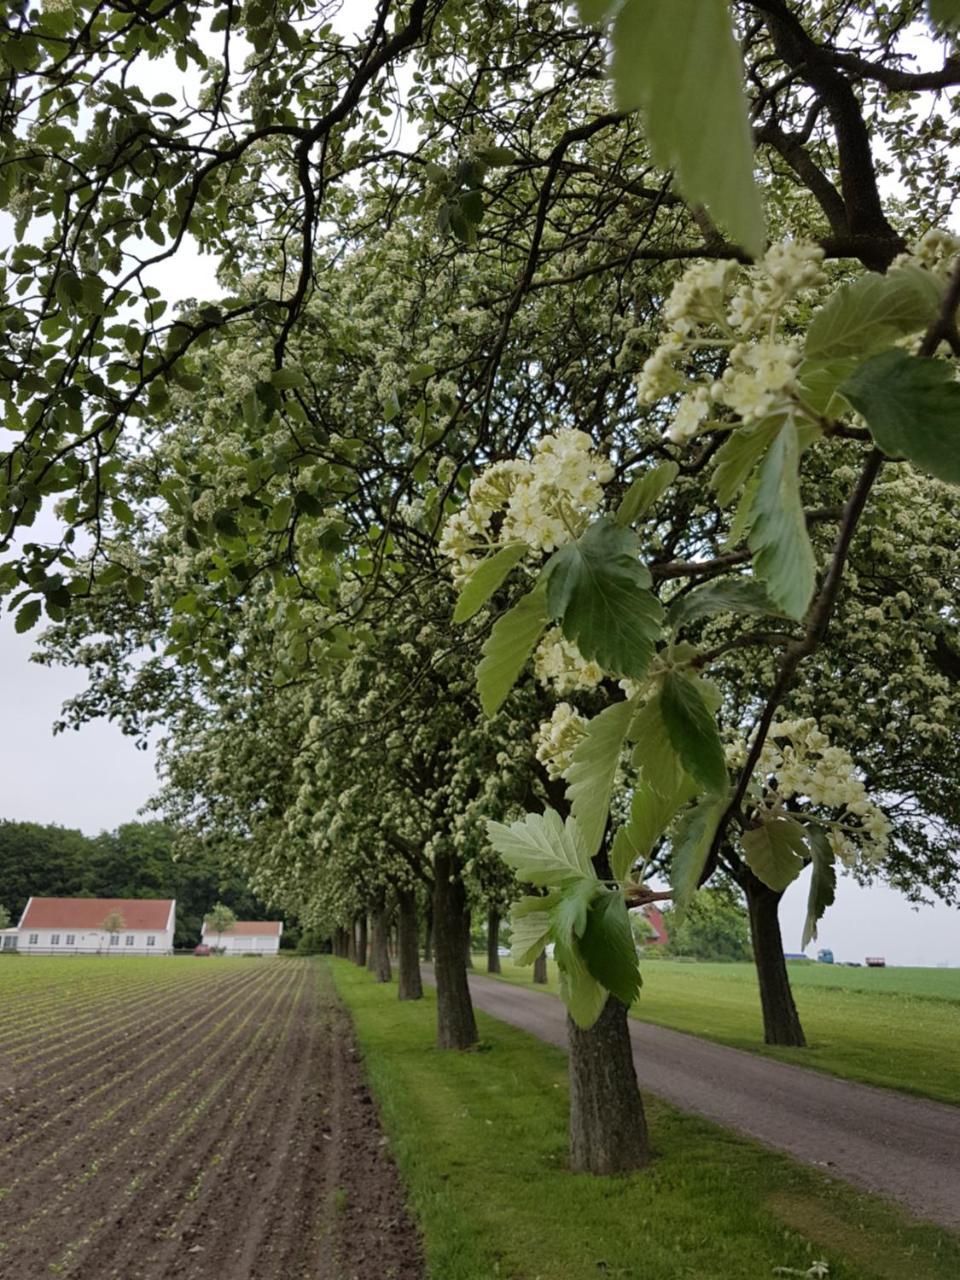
[611,0,764,257]
[579,890,642,1006]
[629,693,687,798]
[508,904,553,965]
[670,796,726,911]
[615,461,678,525]
[552,877,603,949]
[486,809,595,887]
[795,356,860,418]
[667,577,785,632]
[742,816,808,892]
[611,774,697,883]
[556,940,608,1029]
[802,824,836,950]
[747,422,816,620]
[805,265,942,360]
[928,0,960,29]
[660,672,728,794]
[711,417,783,507]
[476,588,549,716]
[565,700,635,859]
[14,599,42,633]
[271,367,307,389]
[840,348,960,486]
[452,543,527,623]
[578,0,618,21]
[543,517,662,679]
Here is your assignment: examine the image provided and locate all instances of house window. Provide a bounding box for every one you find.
[147,936,156,947]
[65,934,75,946]
[51,934,61,945]
[125,935,134,946]
[28,933,38,944]
[110,934,120,945]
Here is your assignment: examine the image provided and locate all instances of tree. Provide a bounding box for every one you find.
[204,902,237,952]
[0,904,11,929]
[662,888,751,963]
[101,910,125,950]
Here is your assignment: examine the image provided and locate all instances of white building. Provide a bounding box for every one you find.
[201,920,283,955]
[16,898,176,954]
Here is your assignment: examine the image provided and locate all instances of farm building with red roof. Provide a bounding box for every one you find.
[16,897,176,955]
[200,919,283,956]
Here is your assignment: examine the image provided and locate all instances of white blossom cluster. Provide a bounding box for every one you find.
[533,702,589,780]
[729,717,891,866]
[439,428,614,585]
[894,227,960,280]
[533,627,604,694]
[635,241,826,444]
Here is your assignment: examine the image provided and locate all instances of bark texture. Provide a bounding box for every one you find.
[422,908,433,962]
[532,950,548,984]
[744,872,807,1047]
[568,996,650,1174]
[397,889,423,1001]
[433,852,478,1049]
[371,907,392,983]
[486,908,501,974]
[464,908,473,968]
[355,915,367,968]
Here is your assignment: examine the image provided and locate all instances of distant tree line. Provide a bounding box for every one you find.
[0,819,287,949]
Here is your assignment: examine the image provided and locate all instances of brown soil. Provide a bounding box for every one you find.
[0,959,423,1280]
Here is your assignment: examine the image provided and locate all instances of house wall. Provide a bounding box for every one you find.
[213,934,280,956]
[17,928,174,955]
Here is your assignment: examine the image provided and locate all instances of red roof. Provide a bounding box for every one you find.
[202,920,282,937]
[19,898,174,931]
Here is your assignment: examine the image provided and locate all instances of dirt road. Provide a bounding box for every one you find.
[0,959,423,1280]
[432,968,960,1231]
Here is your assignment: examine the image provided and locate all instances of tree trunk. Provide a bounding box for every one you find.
[744,872,807,1047]
[486,908,501,974]
[568,996,650,1173]
[397,889,423,1001]
[533,949,548,984]
[433,852,478,1049]
[366,915,376,971]
[356,915,368,968]
[464,908,473,968]
[371,907,392,983]
[346,920,357,963]
[422,907,433,962]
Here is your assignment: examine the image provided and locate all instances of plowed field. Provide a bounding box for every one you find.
[0,956,422,1280]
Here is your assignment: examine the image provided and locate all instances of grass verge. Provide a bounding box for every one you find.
[330,959,960,1280]
[477,957,960,1105]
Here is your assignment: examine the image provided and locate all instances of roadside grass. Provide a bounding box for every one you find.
[331,960,960,1280]
[475,956,960,1105]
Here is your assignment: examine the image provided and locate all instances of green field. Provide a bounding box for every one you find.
[478,956,960,1104]
[332,960,960,1280]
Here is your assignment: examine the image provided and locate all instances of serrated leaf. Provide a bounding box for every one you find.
[556,939,608,1029]
[747,422,816,620]
[805,265,943,360]
[670,795,726,911]
[543,517,662,679]
[552,877,603,949]
[509,905,553,965]
[611,773,697,883]
[611,0,764,257]
[660,672,728,794]
[795,356,859,418]
[453,543,526,623]
[476,588,549,716]
[487,808,595,887]
[615,461,679,525]
[711,417,783,507]
[742,815,808,892]
[14,599,42,633]
[579,890,642,1006]
[840,348,960,486]
[667,577,785,632]
[629,693,686,798]
[565,699,634,859]
[802,823,836,949]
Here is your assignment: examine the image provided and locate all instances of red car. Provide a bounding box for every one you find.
[194,944,212,956]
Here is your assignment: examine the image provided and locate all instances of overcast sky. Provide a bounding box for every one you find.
[2,12,958,965]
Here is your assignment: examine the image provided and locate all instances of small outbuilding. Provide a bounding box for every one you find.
[201,920,283,955]
[16,898,176,954]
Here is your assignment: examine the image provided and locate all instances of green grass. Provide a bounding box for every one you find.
[331,959,960,1280]
[476,956,960,1105]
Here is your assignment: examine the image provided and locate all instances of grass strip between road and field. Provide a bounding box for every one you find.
[475,955,960,1105]
[330,959,960,1280]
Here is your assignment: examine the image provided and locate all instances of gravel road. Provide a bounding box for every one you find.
[428,967,960,1231]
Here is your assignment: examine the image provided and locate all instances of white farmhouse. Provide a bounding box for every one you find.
[17,898,176,954]
[201,920,283,955]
